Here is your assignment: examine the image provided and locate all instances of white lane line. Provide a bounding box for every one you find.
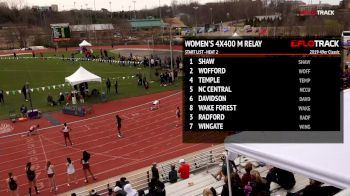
[0,91,181,139]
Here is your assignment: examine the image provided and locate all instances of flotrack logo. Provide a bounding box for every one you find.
[317,10,335,15]
[290,40,339,48]
[299,9,335,16]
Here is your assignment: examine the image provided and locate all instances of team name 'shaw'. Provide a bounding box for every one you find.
[290,40,339,48]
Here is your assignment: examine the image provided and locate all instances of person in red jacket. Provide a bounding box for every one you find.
[178,159,190,179]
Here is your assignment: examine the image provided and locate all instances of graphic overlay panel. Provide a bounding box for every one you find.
[183,37,342,143]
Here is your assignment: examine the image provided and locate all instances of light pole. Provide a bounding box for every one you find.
[109,1,112,18]
[132,0,136,19]
[26,82,33,111]
[193,6,198,35]
[169,25,174,81]
[210,7,213,24]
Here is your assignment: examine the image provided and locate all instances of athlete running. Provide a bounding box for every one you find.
[116,115,123,138]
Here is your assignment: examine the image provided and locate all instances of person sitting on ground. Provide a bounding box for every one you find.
[178,159,190,179]
[203,187,217,196]
[20,104,28,117]
[148,177,157,195]
[47,94,57,106]
[114,186,127,196]
[123,184,137,196]
[150,100,160,110]
[266,167,295,190]
[27,124,40,136]
[249,170,270,196]
[155,180,166,196]
[168,165,178,183]
[89,189,100,196]
[221,173,244,196]
[300,179,323,196]
[241,162,255,187]
[120,177,129,187]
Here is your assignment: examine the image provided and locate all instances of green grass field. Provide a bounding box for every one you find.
[0,56,182,119]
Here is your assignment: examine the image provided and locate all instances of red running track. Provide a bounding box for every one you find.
[0,90,213,195]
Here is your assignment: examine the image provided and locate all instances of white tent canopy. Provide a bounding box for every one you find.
[79,40,92,47]
[225,89,350,189]
[65,66,101,86]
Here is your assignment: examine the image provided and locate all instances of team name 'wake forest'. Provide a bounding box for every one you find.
[185,40,263,48]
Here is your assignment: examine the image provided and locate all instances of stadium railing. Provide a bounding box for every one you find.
[71,145,225,196]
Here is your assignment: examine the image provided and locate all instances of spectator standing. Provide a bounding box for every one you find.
[178,159,190,179]
[25,162,39,195]
[214,155,233,181]
[7,172,19,196]
[241,162,255,187]
[22,85,28,101]
[0,88,4,103]
[151,163,160,180]
[47,161,58,192]
[227,151,239,172]
[20,104,27,117]
[168,165,178,183]
[66,158,78,186]
[115,80,118,94]
[58,92,65,105]
[106,78,111,93]
[47,94,57,106]
[81,150,97,183]
[62,123,73,147]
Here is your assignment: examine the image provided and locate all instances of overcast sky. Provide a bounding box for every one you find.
[3,0,342,11]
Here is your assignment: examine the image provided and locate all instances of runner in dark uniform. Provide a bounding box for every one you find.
[7,172,19,196]
[116,115,122,138]
[176,107,181,127]
[81,151,97,183]
[25,162,39,195]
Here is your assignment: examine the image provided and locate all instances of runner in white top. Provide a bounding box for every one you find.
[150,100,160,110]
[62,122,73,147]
[66,158,77,186]
[46,161,58,192]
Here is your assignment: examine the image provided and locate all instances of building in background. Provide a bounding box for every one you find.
[70,24,114,45]
[32,4,58,12]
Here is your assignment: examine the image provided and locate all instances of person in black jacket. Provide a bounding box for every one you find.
[0,88,4,103]
[151,163,160,180]
[221,173,244,196]
[168,165,178,183]
[106,78,111,93]
[250,171,270,196]
[266,167,296,190]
